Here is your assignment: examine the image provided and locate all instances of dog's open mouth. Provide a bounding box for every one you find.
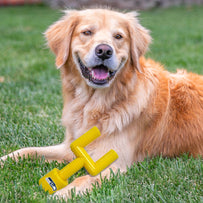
[78,57,116,86]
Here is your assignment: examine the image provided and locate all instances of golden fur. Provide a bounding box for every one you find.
[1,8,203,199]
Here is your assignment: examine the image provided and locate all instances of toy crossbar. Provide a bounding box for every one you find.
[39,127,118,194]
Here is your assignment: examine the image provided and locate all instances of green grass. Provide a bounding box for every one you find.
[0,5,203,202]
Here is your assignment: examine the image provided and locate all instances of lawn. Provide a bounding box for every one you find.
[0,5,203,203]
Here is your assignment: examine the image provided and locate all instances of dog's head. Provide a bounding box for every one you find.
[45,9,151,88]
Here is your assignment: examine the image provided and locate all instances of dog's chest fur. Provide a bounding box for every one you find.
[60,63,157,140]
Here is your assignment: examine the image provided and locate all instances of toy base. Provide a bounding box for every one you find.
[39,168,68,194]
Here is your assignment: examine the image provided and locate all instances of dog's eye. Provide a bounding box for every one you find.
[114,34,123,40]
[82,30,92,36]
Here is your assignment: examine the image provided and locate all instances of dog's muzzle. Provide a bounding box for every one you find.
[76,44,118,87]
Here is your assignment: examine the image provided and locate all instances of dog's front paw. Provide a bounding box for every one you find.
[52,184,76,200]
[52,175,99,200]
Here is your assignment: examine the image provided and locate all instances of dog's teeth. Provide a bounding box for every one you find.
[91,71,95,79]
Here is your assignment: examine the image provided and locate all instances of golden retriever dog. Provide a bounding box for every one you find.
[1,8,203,199]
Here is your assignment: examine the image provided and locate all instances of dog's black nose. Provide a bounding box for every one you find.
[95,44,113,60]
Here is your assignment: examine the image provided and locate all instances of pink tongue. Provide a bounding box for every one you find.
[92,66,109,80]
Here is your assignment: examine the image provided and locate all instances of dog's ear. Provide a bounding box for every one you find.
[45,10,78,69]
[126,12,151,72]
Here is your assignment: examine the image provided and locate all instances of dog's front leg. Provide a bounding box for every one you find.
[0,130,75,165]
[53,166,119,200]
[0,142,74,164]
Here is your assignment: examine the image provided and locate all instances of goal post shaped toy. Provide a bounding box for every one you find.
[39,127,118,194]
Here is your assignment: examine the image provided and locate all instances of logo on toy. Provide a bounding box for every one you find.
[46,177,57,191]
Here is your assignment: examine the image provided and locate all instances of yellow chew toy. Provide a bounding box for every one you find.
[39,126,118,194]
